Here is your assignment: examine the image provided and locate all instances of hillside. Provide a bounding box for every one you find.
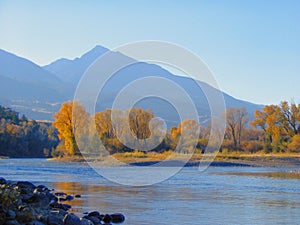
[0,46,263,122]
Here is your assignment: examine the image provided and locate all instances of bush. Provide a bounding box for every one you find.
[123,150,146,158]
[288,135,300,152]
[243,141,263,153]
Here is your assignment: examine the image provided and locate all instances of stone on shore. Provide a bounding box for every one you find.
[63,213,81,225]
[0,177,125,225]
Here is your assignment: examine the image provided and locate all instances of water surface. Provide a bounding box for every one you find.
[1,158,300,224]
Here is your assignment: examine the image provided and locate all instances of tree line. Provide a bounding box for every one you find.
[53,100,300,157]
[0,105,59,158]
[1,100,299,158]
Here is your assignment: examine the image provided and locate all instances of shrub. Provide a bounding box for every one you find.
[243,141,263,153]
[288,135,300,152]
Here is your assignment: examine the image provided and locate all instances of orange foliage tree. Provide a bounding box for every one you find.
[53,101,90,156]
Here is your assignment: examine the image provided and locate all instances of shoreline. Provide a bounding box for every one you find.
[46,153,300,168]
[0,177,125,225]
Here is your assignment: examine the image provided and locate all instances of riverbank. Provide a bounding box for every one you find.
[48,152,300,167]
[0,178,125,225]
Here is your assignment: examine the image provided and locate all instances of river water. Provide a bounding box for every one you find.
[1,158,300,224]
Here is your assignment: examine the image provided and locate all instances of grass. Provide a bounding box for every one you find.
[49,150,300,167]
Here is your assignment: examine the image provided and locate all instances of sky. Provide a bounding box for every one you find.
[0,0,299,105]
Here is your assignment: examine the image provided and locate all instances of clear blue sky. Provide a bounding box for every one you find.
[0,0,299,105]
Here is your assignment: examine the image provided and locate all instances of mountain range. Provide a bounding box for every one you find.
[0,46,263,126]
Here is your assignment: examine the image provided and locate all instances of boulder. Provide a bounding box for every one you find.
[102,214,112,224]
[4,220,21,225]
[16,181,36,190]
[87,216,101,224]
[6,210,16,220]
[26,221,45,225]
[80,218,94,225]
[63,213,81,225]
[50,202,71,211]
[0,177,6,184]
[110,213,125,223]
[88,211,101,218]
[65,195,74,201]
[47,214,64,225]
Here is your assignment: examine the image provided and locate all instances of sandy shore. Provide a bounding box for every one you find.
[48,153,300,168]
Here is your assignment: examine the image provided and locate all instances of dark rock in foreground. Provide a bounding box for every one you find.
[0,177,125,225]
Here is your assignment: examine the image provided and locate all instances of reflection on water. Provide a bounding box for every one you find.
[1,159,300,224]
[52,181,143,215]
[213,171,300,180]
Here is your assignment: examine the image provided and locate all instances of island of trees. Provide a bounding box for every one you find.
[0,100,299,159]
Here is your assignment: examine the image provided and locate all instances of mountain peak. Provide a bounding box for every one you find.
[43,45,110,84]
[78,45,109,61]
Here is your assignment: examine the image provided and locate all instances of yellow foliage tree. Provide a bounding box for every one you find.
[288,134,300,152]
[251,105,286,152]
[176,119,200,154]
[53,101,89,156]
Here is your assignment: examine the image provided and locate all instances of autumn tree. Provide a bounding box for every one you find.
[287,135,300,152]
[174,119,200,154]
[93,109,124,154]
[93,108,163,153]
[251,104,288,152]
[279,101,300,136]
[224,107,248,150]
[125,108,155,150]
[0,106,59,158]
[53,101,89,156]
[128,108,154,140]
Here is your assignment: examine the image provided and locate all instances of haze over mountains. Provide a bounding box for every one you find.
[0,46,262,125]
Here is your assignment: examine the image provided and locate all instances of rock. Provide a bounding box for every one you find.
[6,210,16,220]
[50,202,71,211]
[26,221,45,225]
[46,191,58,203]
[63,213,81,225]
[55,192,67,196]
[87,216,101,224]
[0,177,6,184]
[4,220,21,225]
[80,218,94,225]
[0,178,125,225]
[33,192,50,207]
[65,195,74,201]
[47,214,64,225]
[88,211,101,218]
[59,197,67,202]
[36,213,47,223]
[18,204,27,211]
[16,181,36,190]
[36,184,48,191]
[16,207,35,223]
[50,208,68,217]
[110,213,125,223]
[21,193,35,203]
[102,214,112,224]
[20,188,31,195]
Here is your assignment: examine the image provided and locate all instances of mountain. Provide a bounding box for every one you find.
[0,46,263,123]
[0,49,70,120]
[43,45,109,86]
[45,47,262,126]
[0,49,62,88]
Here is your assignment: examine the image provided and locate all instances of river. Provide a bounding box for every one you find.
[1,158,300,224]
